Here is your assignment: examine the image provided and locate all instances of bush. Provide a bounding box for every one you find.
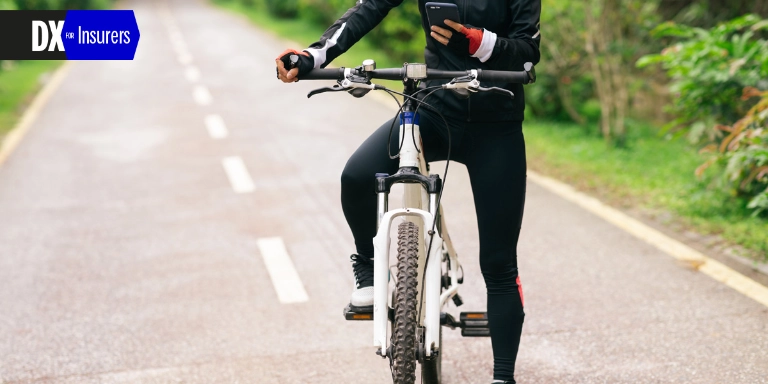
[697,88,768,216]
[367,1,423,63]
[265,0,299,18]
[0,0,17,10]
[298,0,347,25]
[640,14,768,216]
[638,14,768,143]
[260,0,422,62]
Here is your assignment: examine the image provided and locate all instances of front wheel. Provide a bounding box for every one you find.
[391,221,419,384]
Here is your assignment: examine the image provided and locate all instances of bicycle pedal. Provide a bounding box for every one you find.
[459,312,490,337]
[461,328,490,337]
[343,303,373,321]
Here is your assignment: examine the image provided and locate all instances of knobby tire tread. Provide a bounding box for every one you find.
[391,221,419,384]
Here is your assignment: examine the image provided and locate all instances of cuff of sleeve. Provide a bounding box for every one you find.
[471,29,496,63]
[304,49,323,69]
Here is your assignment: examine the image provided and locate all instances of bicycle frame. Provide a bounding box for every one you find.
[370,78,462,359]
[299,60,534,377]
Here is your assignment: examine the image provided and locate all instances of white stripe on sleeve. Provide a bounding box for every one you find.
[471,29,497,63]
[305,22,347,69]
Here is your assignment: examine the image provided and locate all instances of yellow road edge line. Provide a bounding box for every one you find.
[527,170,768,309]
[0,61,73,168]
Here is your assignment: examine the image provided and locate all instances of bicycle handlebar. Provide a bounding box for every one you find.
[300,62,536,84]
[301,68,345,80]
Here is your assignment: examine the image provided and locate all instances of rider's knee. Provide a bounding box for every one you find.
[340,166,365,189]
[479,249,519,292]
[479,249,517,275]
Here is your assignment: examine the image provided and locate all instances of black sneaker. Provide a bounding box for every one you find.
[348,254,374,311]
[491,380,514,384]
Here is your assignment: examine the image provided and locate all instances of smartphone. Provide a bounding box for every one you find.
[425,2,460,30]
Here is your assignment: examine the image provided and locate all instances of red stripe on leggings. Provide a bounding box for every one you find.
[516,275,524,307]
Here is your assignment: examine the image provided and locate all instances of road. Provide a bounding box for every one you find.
[1,0,766,383]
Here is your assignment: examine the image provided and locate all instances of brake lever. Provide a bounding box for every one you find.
[307,85,346,98]
[477,86,515,99]
[449,75,475,84]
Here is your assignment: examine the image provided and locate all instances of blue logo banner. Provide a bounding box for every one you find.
[61,10,141,60]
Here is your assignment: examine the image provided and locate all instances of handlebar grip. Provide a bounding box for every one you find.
[426,69,471,80]
[368,68,405,80]
[476,70,529,84]
[302,68,345,80]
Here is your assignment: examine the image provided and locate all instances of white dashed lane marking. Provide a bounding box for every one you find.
[177,53,193,65]
[257,237,309,304]
[193,85,212,106]
[221,156,255,193]
[185,66,200,83]
[205,114,229,139]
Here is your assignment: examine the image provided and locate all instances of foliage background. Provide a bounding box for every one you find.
[223,0,768,255]
[1,0,765,255]
[0,0,111,10]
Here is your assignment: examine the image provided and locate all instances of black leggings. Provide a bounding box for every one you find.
[340,110,527,382]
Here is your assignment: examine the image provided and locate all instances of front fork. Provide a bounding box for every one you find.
[371,106,461,359]
[373,168,448,358]
[372,194,442,358]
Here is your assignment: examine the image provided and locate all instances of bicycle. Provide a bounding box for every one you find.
[291,57,536,384]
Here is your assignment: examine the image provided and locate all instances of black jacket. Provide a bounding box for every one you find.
[305,0,541,122]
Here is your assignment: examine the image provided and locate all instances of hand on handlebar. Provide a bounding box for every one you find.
[430,20,483,57]
[275,48,314,83]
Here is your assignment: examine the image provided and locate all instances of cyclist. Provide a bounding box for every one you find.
[276,1,540,383]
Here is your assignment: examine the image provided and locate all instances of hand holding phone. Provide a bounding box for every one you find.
[430,21,482,56]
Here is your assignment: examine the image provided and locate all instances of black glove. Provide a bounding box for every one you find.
[276,49,314,80]
[445,24,483,57]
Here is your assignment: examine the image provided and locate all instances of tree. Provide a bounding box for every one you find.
[659,0,768,24]
[583,0,661,145]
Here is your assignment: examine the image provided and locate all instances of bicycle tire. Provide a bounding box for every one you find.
[391,221,420,384]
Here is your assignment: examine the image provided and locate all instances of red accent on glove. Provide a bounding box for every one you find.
[461,27,483,55]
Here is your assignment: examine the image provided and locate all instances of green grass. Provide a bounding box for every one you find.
[0,61,62,138]
[525,120,768,258]
[215,0,768,259]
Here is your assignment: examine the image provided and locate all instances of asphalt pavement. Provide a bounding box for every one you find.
[0,0,766,383]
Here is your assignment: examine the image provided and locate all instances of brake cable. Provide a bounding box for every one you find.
[385,86,443,160]
[376,85,454,327]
